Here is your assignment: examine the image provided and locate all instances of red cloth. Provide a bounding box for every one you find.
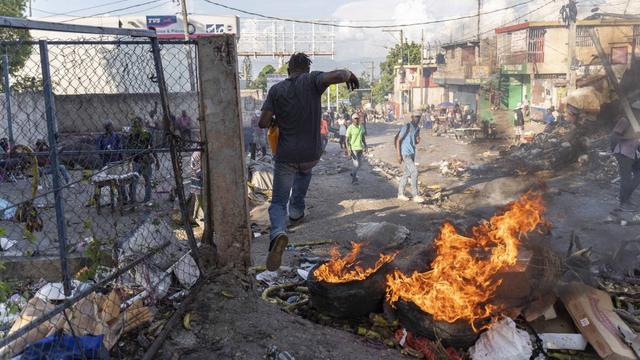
[394,329,462,360]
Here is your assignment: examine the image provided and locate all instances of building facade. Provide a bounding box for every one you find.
[495,18,640,117]
[392,64,441,118]
[431,38,495,112]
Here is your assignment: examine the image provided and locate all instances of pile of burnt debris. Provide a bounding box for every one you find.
[253,192,640,360]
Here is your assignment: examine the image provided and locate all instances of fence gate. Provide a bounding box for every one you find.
[0,17,203,358]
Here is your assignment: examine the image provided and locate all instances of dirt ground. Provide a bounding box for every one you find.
[158,120,640,359]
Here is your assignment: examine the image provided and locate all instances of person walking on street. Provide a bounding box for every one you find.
[396,111,425,203]
[514,103,525,144]
[611,99,640,210]
[345,113,367,184]
[259,52,359,271]
[320,113,330,153]
[338,117,347,149]
[128,117,160,206]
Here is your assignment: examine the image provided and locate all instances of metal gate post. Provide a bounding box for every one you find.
[149,37,202,267]
[2,50,14,146]
[39,40,72,296]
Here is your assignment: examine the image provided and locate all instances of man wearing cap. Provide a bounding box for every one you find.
[513,103,525,144]
[396,111,425,203]
[611,99,640,210]
[346,113,367,184]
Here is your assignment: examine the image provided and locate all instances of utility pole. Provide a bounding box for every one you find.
[564,0,577,90]
[383,29,405,114]
[476,0,482,66]
[632,25,638,63]
[335,84,339,113]
[180,0,196,92]
[477,0,481,42]
[360,61,375,107]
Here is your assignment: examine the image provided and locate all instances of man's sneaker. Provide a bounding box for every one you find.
[619,202,638,212]
[266,234,289,271]
[413,196,426,203]
[397,194,410,201]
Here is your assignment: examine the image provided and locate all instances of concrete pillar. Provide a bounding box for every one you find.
[197,35,251,270]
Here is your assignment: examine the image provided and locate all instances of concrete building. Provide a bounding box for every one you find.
[495,17,640,117]
[391,63,441,117]
[431,38,495,112]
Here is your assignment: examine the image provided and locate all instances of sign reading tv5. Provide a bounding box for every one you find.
[146,16,183,36]
[146,15,239,38]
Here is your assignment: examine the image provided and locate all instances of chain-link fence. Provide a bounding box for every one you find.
[0,20,202,358]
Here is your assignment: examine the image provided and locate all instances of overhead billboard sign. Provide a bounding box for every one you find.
[147,15,239,38]
[146,16,183,37]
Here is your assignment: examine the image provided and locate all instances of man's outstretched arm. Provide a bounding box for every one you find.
[259,110,274,129]
[322,70,360,91]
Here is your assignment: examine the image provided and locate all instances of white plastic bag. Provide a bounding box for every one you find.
[470,317,532,360]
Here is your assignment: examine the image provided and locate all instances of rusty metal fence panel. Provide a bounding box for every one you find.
[0,19,202,358]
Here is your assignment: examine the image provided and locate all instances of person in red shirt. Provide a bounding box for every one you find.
[320,113,330,153]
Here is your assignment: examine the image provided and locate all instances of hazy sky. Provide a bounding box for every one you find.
[29,0,640,75]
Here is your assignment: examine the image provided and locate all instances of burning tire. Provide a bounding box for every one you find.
[395,300,485,348]
[307,262,392,318]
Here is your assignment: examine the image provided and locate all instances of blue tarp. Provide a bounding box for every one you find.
[19,334,109,360]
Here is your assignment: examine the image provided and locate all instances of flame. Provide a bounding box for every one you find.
[314,242,397,284]
[386,191,545,331]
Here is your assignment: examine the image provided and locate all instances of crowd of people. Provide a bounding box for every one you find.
[0,109,198,209]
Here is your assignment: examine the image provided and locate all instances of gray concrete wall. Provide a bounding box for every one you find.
[0,92,199,145]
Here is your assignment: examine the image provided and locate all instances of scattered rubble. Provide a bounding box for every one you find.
[469,317,532,360]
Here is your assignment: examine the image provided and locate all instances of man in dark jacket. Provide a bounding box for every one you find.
[513,102,525,144]
[611,100,640,210]
[259,53,359,271]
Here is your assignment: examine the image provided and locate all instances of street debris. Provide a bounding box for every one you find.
[560,282,638,360]
[436,159,470,178]
[538,333,588,351]
[469,317,532,360]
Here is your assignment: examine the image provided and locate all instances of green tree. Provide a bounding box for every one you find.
[372,42,422,105]
[251,64,276,92]
[0,0,32,81]
[276,63,288,75]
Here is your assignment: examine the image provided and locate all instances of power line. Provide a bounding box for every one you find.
[60,0,165,23]
[202,0,533,29]
[36,0,134,19]
[457,0,558,43]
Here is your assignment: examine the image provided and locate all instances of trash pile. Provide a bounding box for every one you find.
[248,157,274,204]
[434,159,470,178]
[255,212,640,360]
[0,219,200,358]
[496,128,581,175]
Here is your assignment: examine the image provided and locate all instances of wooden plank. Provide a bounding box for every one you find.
[588,27,640,134]
[197,35,251,270]
[0,16,156,38]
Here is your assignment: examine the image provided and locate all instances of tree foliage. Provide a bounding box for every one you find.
[0,0,32,79]
[372,41,422,105]
[251,64,276,92]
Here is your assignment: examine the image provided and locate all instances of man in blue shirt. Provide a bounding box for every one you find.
[258,53,359,271]
[396,111,425,203]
